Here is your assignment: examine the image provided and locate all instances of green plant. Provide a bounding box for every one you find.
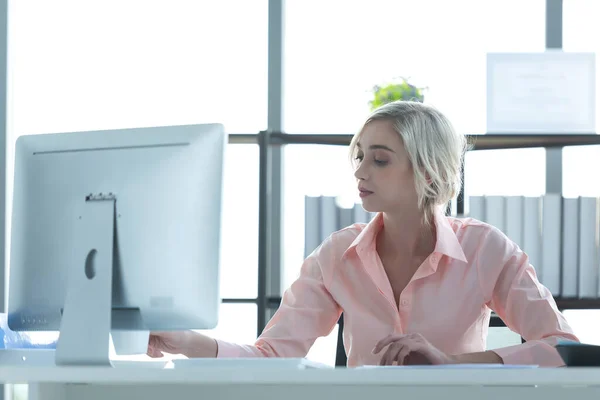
[369,77,426,111]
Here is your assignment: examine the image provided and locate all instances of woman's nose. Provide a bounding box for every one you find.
[354,163,368,181]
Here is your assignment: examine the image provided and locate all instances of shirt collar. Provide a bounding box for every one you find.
[432,209,468,263]
[342,209,468,263]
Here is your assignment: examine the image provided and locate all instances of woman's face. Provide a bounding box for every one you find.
[354,119,419,213]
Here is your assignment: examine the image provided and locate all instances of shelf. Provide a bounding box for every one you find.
[228,132,600,150]
[468,134,600,150]
[268,132,600,151]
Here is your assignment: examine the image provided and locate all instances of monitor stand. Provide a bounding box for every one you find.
[55,193,149,367]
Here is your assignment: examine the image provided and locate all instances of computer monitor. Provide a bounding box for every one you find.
[7,123,226,366]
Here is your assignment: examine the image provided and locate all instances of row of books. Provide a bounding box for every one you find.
[469,195,598,298]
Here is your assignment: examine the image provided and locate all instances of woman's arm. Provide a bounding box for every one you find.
[214,238,343,358]
[149,236,343,359]
[477,227,579,366]
[452,351,503,364]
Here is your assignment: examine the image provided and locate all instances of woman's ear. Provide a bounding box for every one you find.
[425,172,432,185]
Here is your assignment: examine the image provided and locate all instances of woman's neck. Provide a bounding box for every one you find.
[378,209,436,259]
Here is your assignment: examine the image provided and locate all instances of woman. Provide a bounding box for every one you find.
[148,101,578,367]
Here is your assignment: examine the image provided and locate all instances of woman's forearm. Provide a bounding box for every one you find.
[452,350,503,364]
[180,331,218,358]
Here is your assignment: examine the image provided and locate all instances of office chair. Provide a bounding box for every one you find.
[335,314,346,366]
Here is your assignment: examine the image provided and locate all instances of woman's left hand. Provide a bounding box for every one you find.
[373,333,455,366]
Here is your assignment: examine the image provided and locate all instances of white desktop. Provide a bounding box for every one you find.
[6,123,226,367]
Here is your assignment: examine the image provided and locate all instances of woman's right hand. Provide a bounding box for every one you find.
[147,331,218,358]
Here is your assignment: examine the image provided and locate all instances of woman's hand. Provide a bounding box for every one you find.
[147,331,192,358]
[147,331,217,358]
[373,333,455,366]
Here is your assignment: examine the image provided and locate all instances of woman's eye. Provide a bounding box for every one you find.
[374,159,388,166]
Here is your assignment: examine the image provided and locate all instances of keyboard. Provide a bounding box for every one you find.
[356,363,538,369]
[0,349,169,368]
[0,349,56,366]
[172,357,333,370]
[0,349,330,370]
[111,360,170,368]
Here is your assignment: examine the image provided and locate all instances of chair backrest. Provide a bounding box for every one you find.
[334,314,346,366]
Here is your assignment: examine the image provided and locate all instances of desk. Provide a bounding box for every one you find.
[2,365,600,400]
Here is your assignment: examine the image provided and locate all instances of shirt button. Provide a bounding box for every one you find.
[430,254,438,263]
[401,300,409,307]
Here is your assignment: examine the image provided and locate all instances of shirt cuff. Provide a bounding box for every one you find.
[215,339,241,358]
[492,344,535,365]
[491,341,565,367]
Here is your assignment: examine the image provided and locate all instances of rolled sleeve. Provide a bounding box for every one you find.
[492,339,567,366]
[215,338,243,358]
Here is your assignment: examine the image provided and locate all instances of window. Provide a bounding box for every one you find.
[3,6,261,391]
[561,0,600,343]
[282,4,547,363]
[7,0,267,137]
[562,0,600,197]
[306,324,339,366]
[283,145,355,289]
[108,303,258,362]
[197,303,258,345]
[563,145,600,197]
[5,0,265,340]
[486,327,522,350]
[463,147,546,213]
[220,145,259,298]
[563,0,600,132]
[281,144,352,364]
[283,0,545,134]
[563,310,600,345]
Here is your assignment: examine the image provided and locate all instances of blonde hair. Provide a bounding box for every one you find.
[349,100,469,226]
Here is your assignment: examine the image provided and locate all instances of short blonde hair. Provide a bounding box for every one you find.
[349,100,469,226]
